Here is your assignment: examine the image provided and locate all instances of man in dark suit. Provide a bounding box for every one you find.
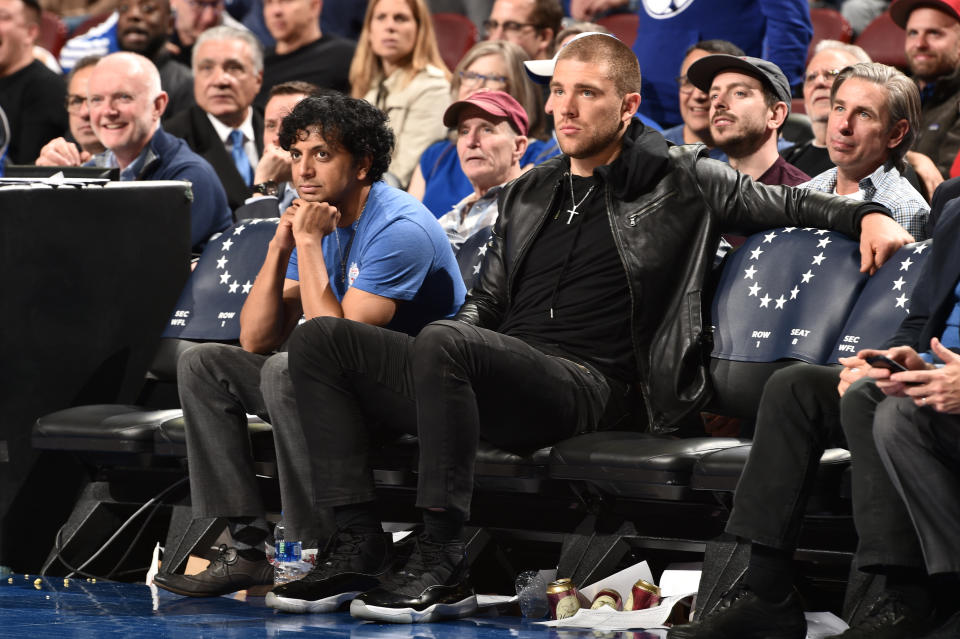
[165,25,264,212]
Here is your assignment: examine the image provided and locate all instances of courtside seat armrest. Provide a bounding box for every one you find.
[691,446,851,493]
[32,404,181,453]
[548,432,749,500]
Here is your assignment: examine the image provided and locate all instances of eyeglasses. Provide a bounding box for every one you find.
[676,74,695,93]
[804,68,842,84]
[482,19,537,35]
[65,95,88,113]
[458,70,508,89]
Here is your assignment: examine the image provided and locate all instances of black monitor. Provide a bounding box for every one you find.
[3,165,120,180]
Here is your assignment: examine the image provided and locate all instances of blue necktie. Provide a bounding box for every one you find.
[229,129,253,186]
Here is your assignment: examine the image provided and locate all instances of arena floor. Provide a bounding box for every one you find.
[0,575,669,639]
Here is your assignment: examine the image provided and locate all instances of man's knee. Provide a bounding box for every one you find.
[763,364,836,410]
[839,376,884,432]
[413,320,471,368]
[873,396,918,454]
[176,342,238,383]
[287,316,341,371]
[260,352,291,403]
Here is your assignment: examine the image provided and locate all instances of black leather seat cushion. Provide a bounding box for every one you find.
[549,432,749,500]
[33,404,182,453]
[691,445,851,492]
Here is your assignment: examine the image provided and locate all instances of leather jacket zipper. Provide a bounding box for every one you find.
[627,189,677,227]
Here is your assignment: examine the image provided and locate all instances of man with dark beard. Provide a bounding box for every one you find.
[688,54,809,186]
[257,33,913,624]
[115,0,195,119]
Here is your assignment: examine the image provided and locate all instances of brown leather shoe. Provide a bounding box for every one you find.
[153,545,274,597]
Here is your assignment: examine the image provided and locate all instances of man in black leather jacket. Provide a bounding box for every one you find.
[263,33,913,624]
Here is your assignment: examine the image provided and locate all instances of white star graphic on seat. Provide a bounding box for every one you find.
[478,244,488,256]
[892,277,906,291]
[814,229,829,235]
[763,232,777,243]
[900,257,913,271]
[801,270,814,283]
[748,283,761,296]
[895,294,908,308]
[744,265,757,279]
[473,263,481,275]
[783,227,796,233]
[759,294,772,308]
[217,256,228,269]
[222,238,234,251]
[817,237,832,248]
[749,247,764,260]
[802,227,814,231]
[913,243,929,254]
[775,295,786,309]
[220,271,231,284]
[790,286,800,299]
[229,281,239,293]
[242,280,253,294]
[233,225,245,235]
[812,252,826,265]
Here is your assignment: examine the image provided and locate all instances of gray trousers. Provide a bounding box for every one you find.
[177,343,326,541]
[875,396,960,575]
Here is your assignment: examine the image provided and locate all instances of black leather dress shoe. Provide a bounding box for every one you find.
[667,585,806,639]
[153,545,273,597]
[349,533,478,624]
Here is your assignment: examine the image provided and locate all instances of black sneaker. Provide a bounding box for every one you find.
[918,609,960,638]
[264,530,393,614]
[153,545,273,597]
[667,584,806,639]
[349,532,478,623]
[827,590,935,638]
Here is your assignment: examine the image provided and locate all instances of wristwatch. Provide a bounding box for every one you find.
[253,180,279,196]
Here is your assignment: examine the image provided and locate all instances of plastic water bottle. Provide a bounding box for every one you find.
[273,518,303,585]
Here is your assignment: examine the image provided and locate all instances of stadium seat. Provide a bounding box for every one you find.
[809,7,854,60]
[855,11,907,69]
[38,11,68,58]
[432,12,477,72]
[597,12,638,47]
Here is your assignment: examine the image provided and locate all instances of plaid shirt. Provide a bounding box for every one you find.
[798,164,930,240]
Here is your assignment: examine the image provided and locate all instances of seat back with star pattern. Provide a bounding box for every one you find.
[828,240,933,361]
[710,227,867,364]
[161,218,279,340]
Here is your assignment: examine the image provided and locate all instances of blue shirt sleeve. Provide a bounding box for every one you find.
[175,163,232,251]
[351,218,434,301]
[760,0,813,91]
[286,247,299,281]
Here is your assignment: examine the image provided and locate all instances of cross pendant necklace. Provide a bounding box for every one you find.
[566,172,594,224]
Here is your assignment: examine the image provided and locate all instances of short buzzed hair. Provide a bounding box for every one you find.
[557,34,641,96]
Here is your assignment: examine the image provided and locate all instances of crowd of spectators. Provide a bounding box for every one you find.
[7,0,960,637]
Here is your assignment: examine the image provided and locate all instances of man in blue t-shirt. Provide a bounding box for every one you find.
[154,94,465,599]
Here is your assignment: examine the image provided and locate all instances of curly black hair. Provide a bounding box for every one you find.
[278,94,395,184]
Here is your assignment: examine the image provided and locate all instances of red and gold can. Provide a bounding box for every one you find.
[590,588,622,610]
[625,578,661,610]
[546,578,581,620]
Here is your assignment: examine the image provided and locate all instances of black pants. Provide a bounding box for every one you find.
[725,364,924,572]
[287,317,613,519]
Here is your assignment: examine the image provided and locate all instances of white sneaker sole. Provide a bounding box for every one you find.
[348,595,479,623]
[264,589,360,614]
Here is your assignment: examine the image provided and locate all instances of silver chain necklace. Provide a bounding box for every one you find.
[334,198,368,285]
[565,172,594,224]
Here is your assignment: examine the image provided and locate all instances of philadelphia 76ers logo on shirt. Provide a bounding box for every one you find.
[643,0,696,19]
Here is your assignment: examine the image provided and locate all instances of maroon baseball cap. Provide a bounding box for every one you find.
[442,90,529,136]
[890,0,960,27]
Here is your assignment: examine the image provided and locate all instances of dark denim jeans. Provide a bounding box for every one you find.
[287,317,612,518]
